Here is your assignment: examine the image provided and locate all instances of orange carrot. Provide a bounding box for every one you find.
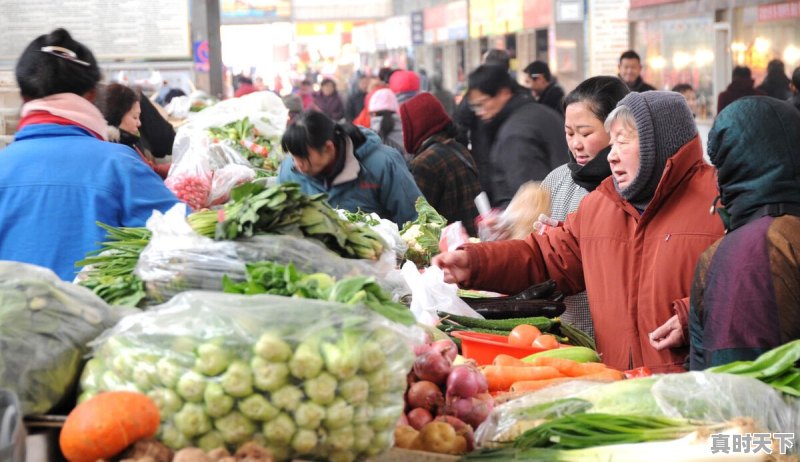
[582,368,626,381]
[481,365,564,391]
[509,377,575,393]
[493,354,530,367]
[528,357,610,377]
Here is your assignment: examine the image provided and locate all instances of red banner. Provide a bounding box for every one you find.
[523,0,552,29]
[758,1,800,21]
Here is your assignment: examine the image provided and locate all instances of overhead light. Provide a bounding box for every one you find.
[754,37,771,55]
[649,56,666,70]
[673,51,692,69]
[694,49,714,67]
[784,45,800,66]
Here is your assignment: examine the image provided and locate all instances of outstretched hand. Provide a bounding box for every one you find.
[431,250,471,285]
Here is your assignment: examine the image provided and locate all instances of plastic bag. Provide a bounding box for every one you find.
[0,390,25,462]
[475,372,800,448]
[79,291,421,459]
[439,222,469,253]
[401,261,483,326]
[209,163,257,206]
[136,205,409,304]
[0,262,129,415]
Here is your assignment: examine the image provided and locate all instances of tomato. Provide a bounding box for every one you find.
[508,324,542,347]
[531,334,560,350]
[623,367,653,379]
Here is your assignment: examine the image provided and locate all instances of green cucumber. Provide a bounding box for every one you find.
[522,346,601,363]
[437,312,555,332]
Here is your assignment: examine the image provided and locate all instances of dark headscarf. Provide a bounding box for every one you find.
[567,145,612,192]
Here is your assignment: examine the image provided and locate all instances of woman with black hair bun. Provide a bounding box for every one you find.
[0,28,179,281]
[277,110,422,225]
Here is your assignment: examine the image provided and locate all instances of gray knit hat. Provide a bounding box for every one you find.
[614,91,697,208]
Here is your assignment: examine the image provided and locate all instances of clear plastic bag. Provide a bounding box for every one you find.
[79,291,421,459]
[401,261,483,326]
[0,390,25,462]
[136,205,408,304]
[0,262,129,415]
[475,372,800,448]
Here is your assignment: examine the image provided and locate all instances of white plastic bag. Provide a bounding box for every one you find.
[401,261,483,326]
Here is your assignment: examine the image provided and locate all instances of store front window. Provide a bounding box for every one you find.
[730,4,800,84]
[633,16,715,120]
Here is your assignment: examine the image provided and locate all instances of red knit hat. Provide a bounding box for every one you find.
[399,93,451,154]
[389,70,421,94]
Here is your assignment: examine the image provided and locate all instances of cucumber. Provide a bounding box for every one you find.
[436,312,555,332]
[558,322,597,350]
[522,346,601,363]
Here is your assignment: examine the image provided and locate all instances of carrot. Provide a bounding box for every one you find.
[528,357,610,377]
[509,377,576,393]
[582,368,626,381]
[493,354,531,367]
[481,365,565,391]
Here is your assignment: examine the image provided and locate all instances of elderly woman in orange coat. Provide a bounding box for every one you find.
[433,91,724,373]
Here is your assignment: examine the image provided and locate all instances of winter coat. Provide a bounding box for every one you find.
[410,134,481,236]
[345,89,366,121]
[453,97,493,195]
[313,92,345,121]
[370,113,408,161]
[540,164,593,337]
[689,96,800,369]
[485,92,569,208]
[0,124,179,281]
[537,81,566,116]
[459,136,724,373]
[623,76,656,93]
[278,128,422,225]
[757,74,792,100]
[789,94,800,113]
[717,78,765,114]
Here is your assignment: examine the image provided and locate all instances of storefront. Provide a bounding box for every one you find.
[417,0,468,93]
[629,0,800,119]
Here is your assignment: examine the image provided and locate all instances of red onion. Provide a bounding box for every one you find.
[414,343,433,356]
[446,365,488,399]
[413,351,452,385]
[398,412,409,426]
[430,339,458,364]
[446,396,493,429]
[406,380,444,413]
[407,407,433,430]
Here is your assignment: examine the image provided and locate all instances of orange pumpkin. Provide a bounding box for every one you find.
[60,391,161,462]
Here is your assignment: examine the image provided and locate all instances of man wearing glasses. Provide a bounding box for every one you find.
[466,65,568,208]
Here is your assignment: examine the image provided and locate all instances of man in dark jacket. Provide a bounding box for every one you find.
[757,59,792,100]
[345,73,369,121]
[788,66,800,112]
[618,50,656,93]
[717,66,765,115]
[523,60,565,116]
[466,65,568,208]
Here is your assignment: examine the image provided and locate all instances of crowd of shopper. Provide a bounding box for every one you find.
[2,28,799,375]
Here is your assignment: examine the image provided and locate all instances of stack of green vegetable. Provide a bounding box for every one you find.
[76,223,151,307]
[400,197,447,267]
[438,313,596,350]
[188,182,387,260]
[79,291,419,461]
[709,340,800,396]
[0,261,127,415]
[207,117,281,173]
[222,261,414,326]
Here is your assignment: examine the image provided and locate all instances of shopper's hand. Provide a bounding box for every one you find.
[477,212,510,241]
[432,250,472,285]
[648,315,686,350]
[532,214,561,235]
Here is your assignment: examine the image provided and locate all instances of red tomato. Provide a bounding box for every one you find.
[531,334,560,350]
[623,367,653,379]
[508,324,542,347]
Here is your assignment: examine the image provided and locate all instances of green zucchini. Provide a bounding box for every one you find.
[522,346,601,363]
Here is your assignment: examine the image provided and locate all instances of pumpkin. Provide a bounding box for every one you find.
[60,391,161,462]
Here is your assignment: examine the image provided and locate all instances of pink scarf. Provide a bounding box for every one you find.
[20,93,108,140]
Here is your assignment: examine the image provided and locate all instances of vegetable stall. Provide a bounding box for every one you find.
[3,93,798,462]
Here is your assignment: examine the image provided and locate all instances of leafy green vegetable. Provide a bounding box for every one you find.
[709,340,800,396]
[400,197,447,267]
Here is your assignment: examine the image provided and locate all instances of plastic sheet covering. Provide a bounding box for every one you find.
[136,205,409,305]
[0,390,25,462]
[0,262,129,415]
[80,291,422,458]
[475,372,800,448]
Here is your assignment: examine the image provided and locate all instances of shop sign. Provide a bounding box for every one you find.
[220,0,291,23]
[470,0,495,38]
[424,4,449,43]
[758,1,800,21]
[412,11,425,45]
[523,0,553,30]
[495,0,524,34]
[447,1,469,41]
[629,0,681,8]
[352,23,377,53]
[556,0,583,22]
[385,15,412,49]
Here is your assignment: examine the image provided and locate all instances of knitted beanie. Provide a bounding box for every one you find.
[399,92,451,154]
[389,70,421,95]
[367,88,399,113]
[614,91,697,207]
